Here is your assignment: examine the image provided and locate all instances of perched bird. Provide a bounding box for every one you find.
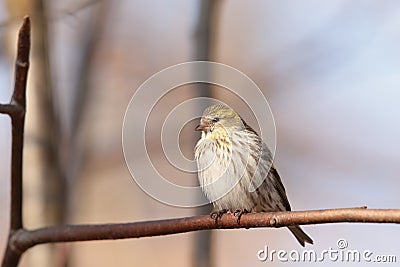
[194,104,313,246]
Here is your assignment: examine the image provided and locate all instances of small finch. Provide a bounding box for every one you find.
[194,104,313,246]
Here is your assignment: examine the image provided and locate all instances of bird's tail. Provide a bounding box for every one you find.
[288,226,313,247]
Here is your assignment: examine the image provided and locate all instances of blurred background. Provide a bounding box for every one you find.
[1,0,400,266]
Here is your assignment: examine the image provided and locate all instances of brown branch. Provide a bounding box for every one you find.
[11,18,30,110]
[0,104,17,116]
[6,208,400,254]
[1,16,30,267]
[9,14,30,233]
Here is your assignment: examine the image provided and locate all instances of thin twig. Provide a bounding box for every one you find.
[7,208,400,254]
[1,16,30,267]
[9,15,30,232]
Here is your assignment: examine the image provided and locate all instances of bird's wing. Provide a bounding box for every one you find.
[241,120,267,193]
[269,166,292,211]
[240,117,292,211]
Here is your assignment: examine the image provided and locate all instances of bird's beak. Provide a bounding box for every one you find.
[195,118,211,131]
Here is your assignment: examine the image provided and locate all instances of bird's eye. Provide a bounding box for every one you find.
[212,117,220,123]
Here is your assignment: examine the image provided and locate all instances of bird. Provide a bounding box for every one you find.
[194,104,313,246]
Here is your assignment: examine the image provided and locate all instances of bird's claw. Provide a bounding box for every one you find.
[210,209,228,224]
[233,209,249,225]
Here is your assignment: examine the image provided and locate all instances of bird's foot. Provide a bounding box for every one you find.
[233,209,249,225]
[210,209,228,224]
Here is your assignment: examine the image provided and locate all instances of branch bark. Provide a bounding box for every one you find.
[7,208,400,254]
[0,104,18,117]
[9,15,30,231]
[1,16,30,267]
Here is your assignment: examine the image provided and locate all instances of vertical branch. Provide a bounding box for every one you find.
[1,16,31,267]
[193,1,223,267]
[10,16,30,232]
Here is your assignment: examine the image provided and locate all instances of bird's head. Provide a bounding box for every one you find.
[195,104,244,136]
